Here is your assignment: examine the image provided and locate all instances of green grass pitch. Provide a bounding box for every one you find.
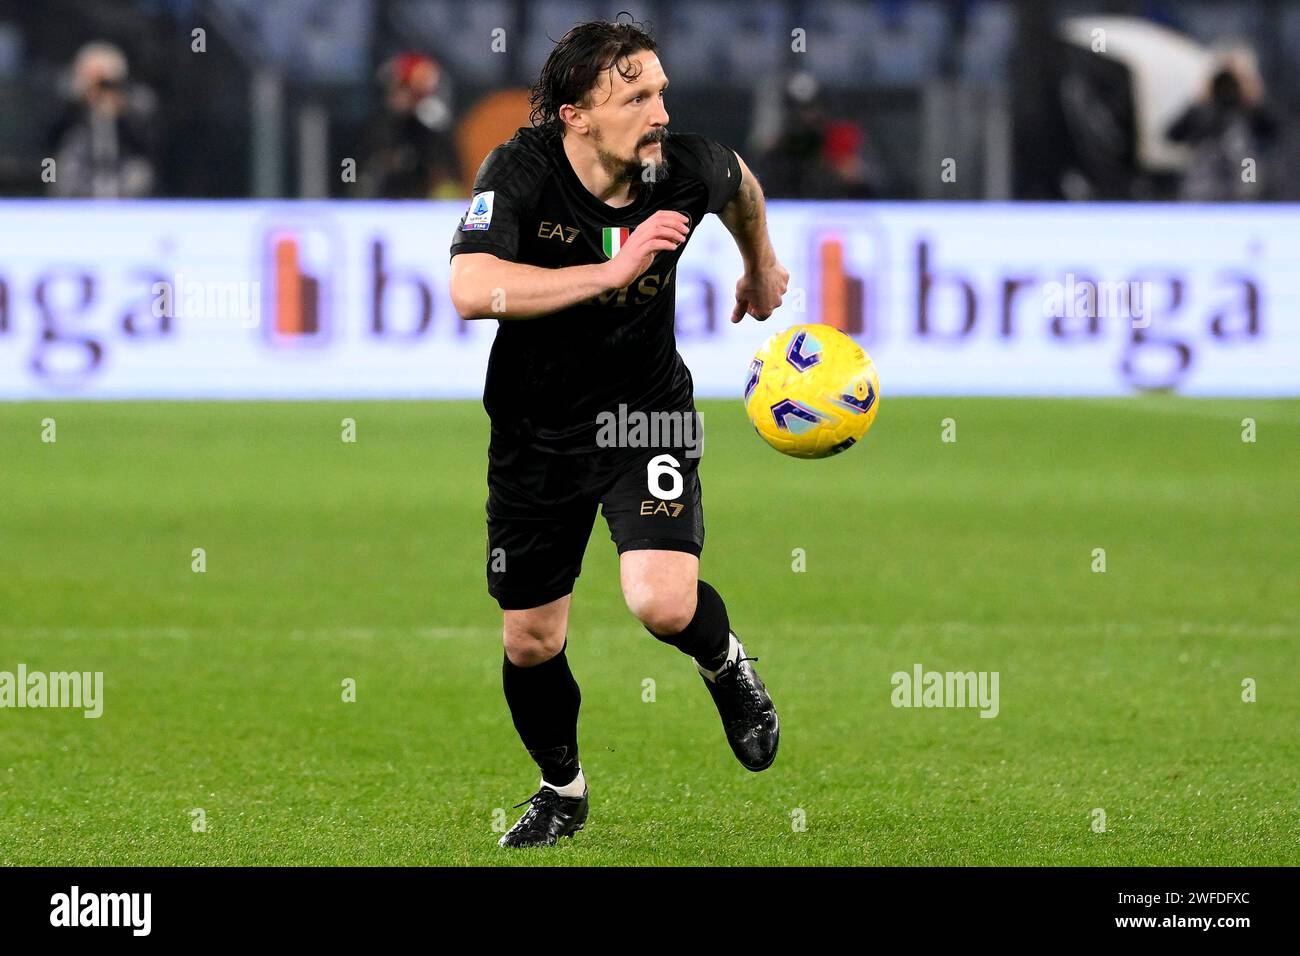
[1,397,1296,866]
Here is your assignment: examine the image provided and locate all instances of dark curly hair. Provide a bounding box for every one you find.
[528,15,658,138]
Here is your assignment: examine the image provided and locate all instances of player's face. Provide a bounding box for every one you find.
[586,52,670,184]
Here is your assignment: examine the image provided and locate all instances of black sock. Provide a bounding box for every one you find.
[645,579,731,671]
[502,641,581,788]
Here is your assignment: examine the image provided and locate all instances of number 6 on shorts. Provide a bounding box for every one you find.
[647,454,683,500]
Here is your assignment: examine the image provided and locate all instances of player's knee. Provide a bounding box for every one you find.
[502,617,566,666]
[628,589,697,637]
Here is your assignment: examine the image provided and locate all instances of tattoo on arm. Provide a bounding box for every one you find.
[736,179,761,225]
[720,152,776,266]
[723,175,762,232]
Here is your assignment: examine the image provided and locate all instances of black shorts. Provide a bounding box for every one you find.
[485,427,706,611]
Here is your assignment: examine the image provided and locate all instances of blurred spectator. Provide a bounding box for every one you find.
[752,71,878,199]
[356,52,462,199]
[45,41,157,198]
[822,120,875,199]
[1167,46,1279,201]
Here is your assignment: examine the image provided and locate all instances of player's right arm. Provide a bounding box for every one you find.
[450,210,689,320]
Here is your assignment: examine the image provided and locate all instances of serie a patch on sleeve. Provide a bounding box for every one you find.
[460,191,494,231]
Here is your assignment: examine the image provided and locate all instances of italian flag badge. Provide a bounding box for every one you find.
[601,226,630,259]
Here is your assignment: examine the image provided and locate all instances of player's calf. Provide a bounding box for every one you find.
[631,576,780,771]
[632,575,730,670]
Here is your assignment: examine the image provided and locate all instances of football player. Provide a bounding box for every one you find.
[449,17,789,848]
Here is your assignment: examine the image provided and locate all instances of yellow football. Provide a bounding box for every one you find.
[743,324,880,459]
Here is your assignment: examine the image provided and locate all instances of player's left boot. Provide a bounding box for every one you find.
[498,784,589,848]
[699,632,779,771]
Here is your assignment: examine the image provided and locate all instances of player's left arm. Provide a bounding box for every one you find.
[718,152,789,323]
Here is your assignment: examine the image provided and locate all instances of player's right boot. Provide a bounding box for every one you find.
[699,632,780,771]
[498,785,589,848]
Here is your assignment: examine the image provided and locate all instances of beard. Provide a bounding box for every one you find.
[593,126,669,188]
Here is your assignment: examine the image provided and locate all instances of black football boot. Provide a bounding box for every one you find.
[701,632,779,771]
[498,785,589,848]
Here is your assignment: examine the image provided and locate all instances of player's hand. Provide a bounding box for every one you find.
[731,257,789,322]
[601,210,690,290]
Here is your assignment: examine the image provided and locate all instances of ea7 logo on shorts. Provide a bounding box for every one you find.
[640,500,685,517]
[460,191,494,231]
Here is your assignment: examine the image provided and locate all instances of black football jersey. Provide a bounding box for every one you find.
[449,125,742,450]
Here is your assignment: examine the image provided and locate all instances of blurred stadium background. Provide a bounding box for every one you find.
[5,0,1300,201]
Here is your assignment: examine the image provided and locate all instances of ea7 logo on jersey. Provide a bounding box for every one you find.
[460,191,494,231]
[538,220,580,243]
